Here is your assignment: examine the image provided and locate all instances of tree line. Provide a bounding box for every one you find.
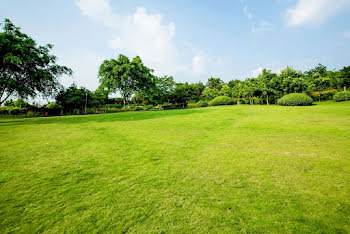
[1,18,350,115]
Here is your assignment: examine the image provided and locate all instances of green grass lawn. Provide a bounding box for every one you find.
[1,101,350,233]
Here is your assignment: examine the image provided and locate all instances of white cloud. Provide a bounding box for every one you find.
[75,0,228,83]
[108,7,182,76]
[243,5,253,20]
[75,0,111,19]
[75,0,183,77]
[285,0,350,26]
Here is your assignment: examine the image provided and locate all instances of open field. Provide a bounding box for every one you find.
[1,101,350,232]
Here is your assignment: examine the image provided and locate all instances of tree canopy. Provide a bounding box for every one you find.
[98,54,154,106]
[0,19,72,105]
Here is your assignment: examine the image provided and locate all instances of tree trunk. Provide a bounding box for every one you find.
[344,86,347,91]
[266,95,269,105]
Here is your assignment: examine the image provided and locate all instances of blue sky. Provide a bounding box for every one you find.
[2,0,350,90]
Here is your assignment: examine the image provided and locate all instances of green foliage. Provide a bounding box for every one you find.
[333,91,350,102]
[25,111,40,118]
[206,77,223,90]
[4,99,14,106]
[0,106,10,115]
[187,103,197,108]
[209,96,234,106]
[277,93,313,106]
[0,106,26,115]
[338,66,350,90]
[202,88,220,101]
[98,54,154,106]
[55,84,91,113]
[310,89,338,101]
[0,19,72,105]
[46,102,59,109]
[144,105,154,110]
[106,103,122,108]
[196,100,208,107]
[8,107,26,115]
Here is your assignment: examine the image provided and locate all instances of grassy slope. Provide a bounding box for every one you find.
[0,102,350,233]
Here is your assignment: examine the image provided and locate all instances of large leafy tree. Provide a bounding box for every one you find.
[0,19,72,105]
[98,54,153,106]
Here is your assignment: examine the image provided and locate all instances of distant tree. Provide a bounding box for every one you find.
[231,81,244,104]
[206,77,223,90]
[202,88,220,101]
[279,67,307,94]
[56,84,91,113]
[258,69,277,104]
[0,19,72,105]
[220,84,232,97]
[304,63,327,78]
[339,66,350,91]
[98,54,153,106]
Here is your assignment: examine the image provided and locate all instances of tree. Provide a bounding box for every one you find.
[98,54,153,106]
[339,66,350,91]
[220,84,232,96]
[56,84,91,113]
[258,69,277,104]
[0,19,72,105]
[304,63,327,78]
[206,77,223,90]
[279,67,307,94]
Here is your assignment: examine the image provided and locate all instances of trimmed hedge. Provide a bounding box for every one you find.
[333,91,350,102]
[196,100,208,107]
[209,96,234,106]
[277,93,313,106]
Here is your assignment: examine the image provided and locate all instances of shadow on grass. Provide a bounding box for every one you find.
[0,108,214,127]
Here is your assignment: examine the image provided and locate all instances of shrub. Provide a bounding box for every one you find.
[209,96,234,106]
[46,102,59,109]
[143,105,154,110]
[196,100,208,107]
[163,103,184,110]
[134,106,144,111]
[277,93,313,106]
[9,107,26,115]
[26,111,41,118]
[251,97,263,105]
[106,103,122,108]
[333,91,350,102]
[0,107,10,115]
[311,89,338,101]
[14,99,29,108]
[187,103,197,108]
